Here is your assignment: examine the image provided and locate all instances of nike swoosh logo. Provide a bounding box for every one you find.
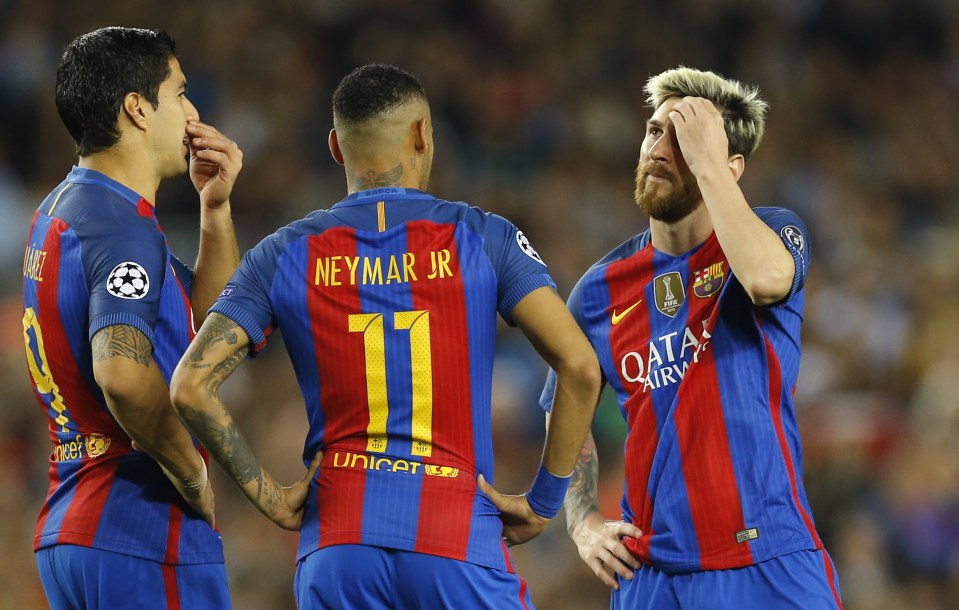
[611,299,643,325]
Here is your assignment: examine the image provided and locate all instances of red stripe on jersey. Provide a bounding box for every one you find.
[406,222,473,559]
[36,220,128,437]
[33,221,128,545]
[606,247,658,563]
[136,198,155,218]
[162,563,181,609]
[499,539,516,573]
[164,503,184,564]
[56,458,120,544]
[820,550,844,608]
[674,245,750,570]
[309,230,367,545]
[761,326,824,549]
[34,461,61,548]
[498,541,531,609]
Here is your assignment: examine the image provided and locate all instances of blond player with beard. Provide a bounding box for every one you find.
[539,67,843,609]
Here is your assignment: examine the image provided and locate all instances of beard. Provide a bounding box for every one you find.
[634,161,702,223]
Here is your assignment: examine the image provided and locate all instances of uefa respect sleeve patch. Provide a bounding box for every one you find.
[106,261,150,299]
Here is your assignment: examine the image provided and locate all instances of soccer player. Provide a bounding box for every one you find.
[169,63,601,609]
[23,27,243,608]
[540,67,844,608]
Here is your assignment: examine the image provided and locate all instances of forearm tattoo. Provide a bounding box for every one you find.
[188,314,241,368]
[92,325,151,367]
[350,164,403,191]
[565,432,601,536]
[178,403,265,503]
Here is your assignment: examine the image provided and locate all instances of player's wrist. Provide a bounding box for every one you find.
[170,458,208,499]
[526,463,572,519]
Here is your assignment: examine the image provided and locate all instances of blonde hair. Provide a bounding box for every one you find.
[645,66,768,159]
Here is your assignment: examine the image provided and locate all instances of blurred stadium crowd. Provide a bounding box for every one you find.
[2,0,958,608]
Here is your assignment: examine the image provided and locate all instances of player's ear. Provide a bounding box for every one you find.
[328,129,345,166]
[413,117,429,154]
[121,92,149,132]
[728,154,745,182]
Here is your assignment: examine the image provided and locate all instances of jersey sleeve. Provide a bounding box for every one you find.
[482,212,556,325]
[81,214,168,347]
[755,206,811,302]
[538,273,590,413]
[208,233,280,355]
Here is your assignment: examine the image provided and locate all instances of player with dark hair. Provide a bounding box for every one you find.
[169,63,601,609]
[23,26,243,608]
[541,67,844,608]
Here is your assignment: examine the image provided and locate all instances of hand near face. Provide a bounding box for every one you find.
[667,97,730,178]
[188,121,243,209]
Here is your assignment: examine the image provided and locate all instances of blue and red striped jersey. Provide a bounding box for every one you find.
[542,207,823,574]
[211,187,553,570]
[22,167,223,565]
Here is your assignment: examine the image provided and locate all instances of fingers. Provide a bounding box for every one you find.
[477,474,498,499]
[588,557,621,589]
[187,122,242,161]
[613,520,643,539]
[304,450,323,483]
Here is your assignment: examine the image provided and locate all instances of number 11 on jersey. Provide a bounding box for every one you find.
[348,310,433,457]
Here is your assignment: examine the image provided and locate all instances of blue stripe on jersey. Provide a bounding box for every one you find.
[272,238,327,460]
[93,457,168,554]
[457,222,500,566]
[645,253,700,566]
[38,465,77,542]
[54,228,97,399]
[353,224,427,546]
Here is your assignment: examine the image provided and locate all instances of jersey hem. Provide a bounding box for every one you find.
[643,537,821,574]
[298,534,504,571]
[35,531,224,566]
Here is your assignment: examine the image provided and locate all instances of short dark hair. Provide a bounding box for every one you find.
[332,64,427,123]
[55,27,177,157]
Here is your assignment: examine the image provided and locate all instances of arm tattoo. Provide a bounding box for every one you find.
[188,314,241,368]
[565,432,600,537]
[350,164,403,191]
[181,313,264,501]
[92,325,152,367]
[179,403,265,502]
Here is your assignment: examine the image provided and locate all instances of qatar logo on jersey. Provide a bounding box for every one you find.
[106,261,150,299]
[515,231,545,265]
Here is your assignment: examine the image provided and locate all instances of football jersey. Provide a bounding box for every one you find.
[541,207,823,573]
[23,167,223,565]
[210,187,553,570]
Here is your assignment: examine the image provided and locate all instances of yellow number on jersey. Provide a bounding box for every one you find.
[23,308,70,431]
[348,310,433,457]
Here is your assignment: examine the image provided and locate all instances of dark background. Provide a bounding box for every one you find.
[2,1,958,608]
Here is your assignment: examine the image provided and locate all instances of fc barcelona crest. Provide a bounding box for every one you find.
[693,262,725,298]
[654,271,684,317]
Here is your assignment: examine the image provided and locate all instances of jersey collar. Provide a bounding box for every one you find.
[332,187,433,209]
[67,166,155,218]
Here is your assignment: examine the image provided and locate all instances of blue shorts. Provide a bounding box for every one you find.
[36,545,231,610]
[612,549,843,610]
[295,545,534,609]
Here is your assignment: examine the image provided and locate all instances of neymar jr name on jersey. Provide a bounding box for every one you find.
[315,249,455,287]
